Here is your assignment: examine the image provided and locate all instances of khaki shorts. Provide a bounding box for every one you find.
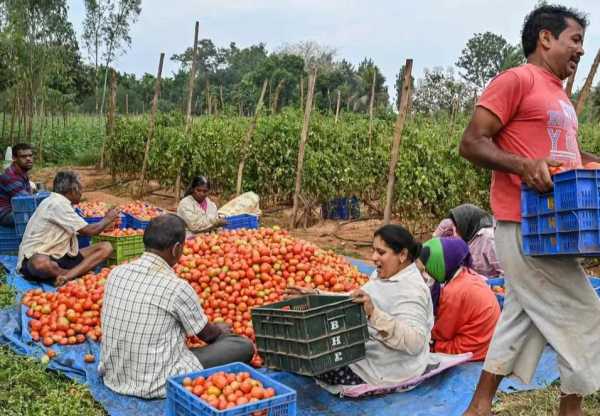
[483,221,600,395]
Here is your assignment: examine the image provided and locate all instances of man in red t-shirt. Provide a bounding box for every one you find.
[460,5,600,416]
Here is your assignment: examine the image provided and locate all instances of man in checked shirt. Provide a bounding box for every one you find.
[100,214,254,398]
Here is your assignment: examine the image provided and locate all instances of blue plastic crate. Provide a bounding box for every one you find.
[124,213,151,230]
[11,196,36,213]
[11,192,50,213]
[521,217,539,235]
[14,211,32,237]
[77,209,128,228]
[538,213,557,234]
[558,230,600,254]
[522,234,543,255]
[537,193,556,214]
[486,277,505,309]
[321,197,360,220]
[166,362,296,416]
[554,169,599,211]
[0,230,21,254]
[590,277,600,297]
[521,187,539,217]
[78,235,91,248]
[0,225,16,237]
[557,209,599,232]
[224,214,260,230]
[541,233,560,255]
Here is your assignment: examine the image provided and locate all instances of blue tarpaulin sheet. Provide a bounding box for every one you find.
[0,255,561,416]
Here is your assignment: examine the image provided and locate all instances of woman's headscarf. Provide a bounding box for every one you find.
[449,204,493,243]
[419,237,472,284]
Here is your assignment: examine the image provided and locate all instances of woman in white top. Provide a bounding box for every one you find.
[290,224,435,387]
[176,176,226,235]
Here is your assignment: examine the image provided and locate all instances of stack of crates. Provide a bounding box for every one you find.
[91,232,144,266]
[12,192,50,237]
[321,197,360,220]
[76,210,127,248]
[0,225,20,254]
[166,362,296,416]
[522,169,600,256]
[251,295,368,376]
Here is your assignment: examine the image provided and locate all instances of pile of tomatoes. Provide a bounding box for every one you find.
[21,226,368,359]
[100,228,144,237]
[181,371,275,414]
[22,268,112,347]
[120,200,164,221]
[174,226,369,340]
[75,201,111,217]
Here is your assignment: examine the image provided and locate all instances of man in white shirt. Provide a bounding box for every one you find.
[100,214,254,398]
[18,171,118,286]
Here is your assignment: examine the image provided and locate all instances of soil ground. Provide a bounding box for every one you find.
[31,165,600,276]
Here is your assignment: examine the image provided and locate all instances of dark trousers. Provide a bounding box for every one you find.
[190,334,254,369]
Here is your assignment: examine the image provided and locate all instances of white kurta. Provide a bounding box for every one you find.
[176,195,219,234]
[349,263,435,385]
[484,222,600,395]
[17,192,88,270]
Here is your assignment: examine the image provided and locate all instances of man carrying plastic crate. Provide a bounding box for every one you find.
[0,143,34,226]
[100,214,254,399]
[459,5,600,416]
[17,171,118,286]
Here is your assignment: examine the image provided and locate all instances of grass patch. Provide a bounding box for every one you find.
[494,385,600,415]
[0,269,15,308]
[0,347,106,416]
[1,269,106,415]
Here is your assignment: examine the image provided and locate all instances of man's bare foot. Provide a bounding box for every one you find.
[463,405,493,416]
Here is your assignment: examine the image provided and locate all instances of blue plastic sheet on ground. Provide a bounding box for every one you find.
[0,255,562,416]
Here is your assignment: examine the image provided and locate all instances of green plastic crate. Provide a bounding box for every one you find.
[258,343,367,376]
[92,233,144,265]
[251,295,368,376]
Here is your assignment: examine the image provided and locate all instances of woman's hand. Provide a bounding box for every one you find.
[284,285,317,298]
[351,289,374,318]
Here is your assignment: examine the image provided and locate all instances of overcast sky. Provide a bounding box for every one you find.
[67,0,600,98]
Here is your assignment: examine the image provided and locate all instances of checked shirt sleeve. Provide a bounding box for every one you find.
[173,280,209,336]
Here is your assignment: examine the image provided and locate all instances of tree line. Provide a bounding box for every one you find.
[1,0,599,144]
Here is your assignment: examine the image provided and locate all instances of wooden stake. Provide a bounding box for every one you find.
[100,69,117,169]
[271,79,285,113]
[565,70,576,99]
[290,68,317,229]
[236,80,268,195]
[383,59,413,224]
[334,90,341,123]
[220,85,225,112]
[575,48,600,116]
[9,92,16,145]
[125,94,129,115]
[368,69,376,146]
[175,22,201,202]
[300,75,304,112]
[138,53,165,197]
[205,78,211,115]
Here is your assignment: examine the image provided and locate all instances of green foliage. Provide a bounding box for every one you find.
[0,346,106,416]
[0,115,104,166]
[456,32,524,89]
[0,271,15,309]
[107,110,493,218]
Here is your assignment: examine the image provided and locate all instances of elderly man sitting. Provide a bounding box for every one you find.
[17,171,118,286]
[100,214,254,399]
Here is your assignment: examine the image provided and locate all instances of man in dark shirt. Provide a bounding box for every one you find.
[0,143,34,226]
